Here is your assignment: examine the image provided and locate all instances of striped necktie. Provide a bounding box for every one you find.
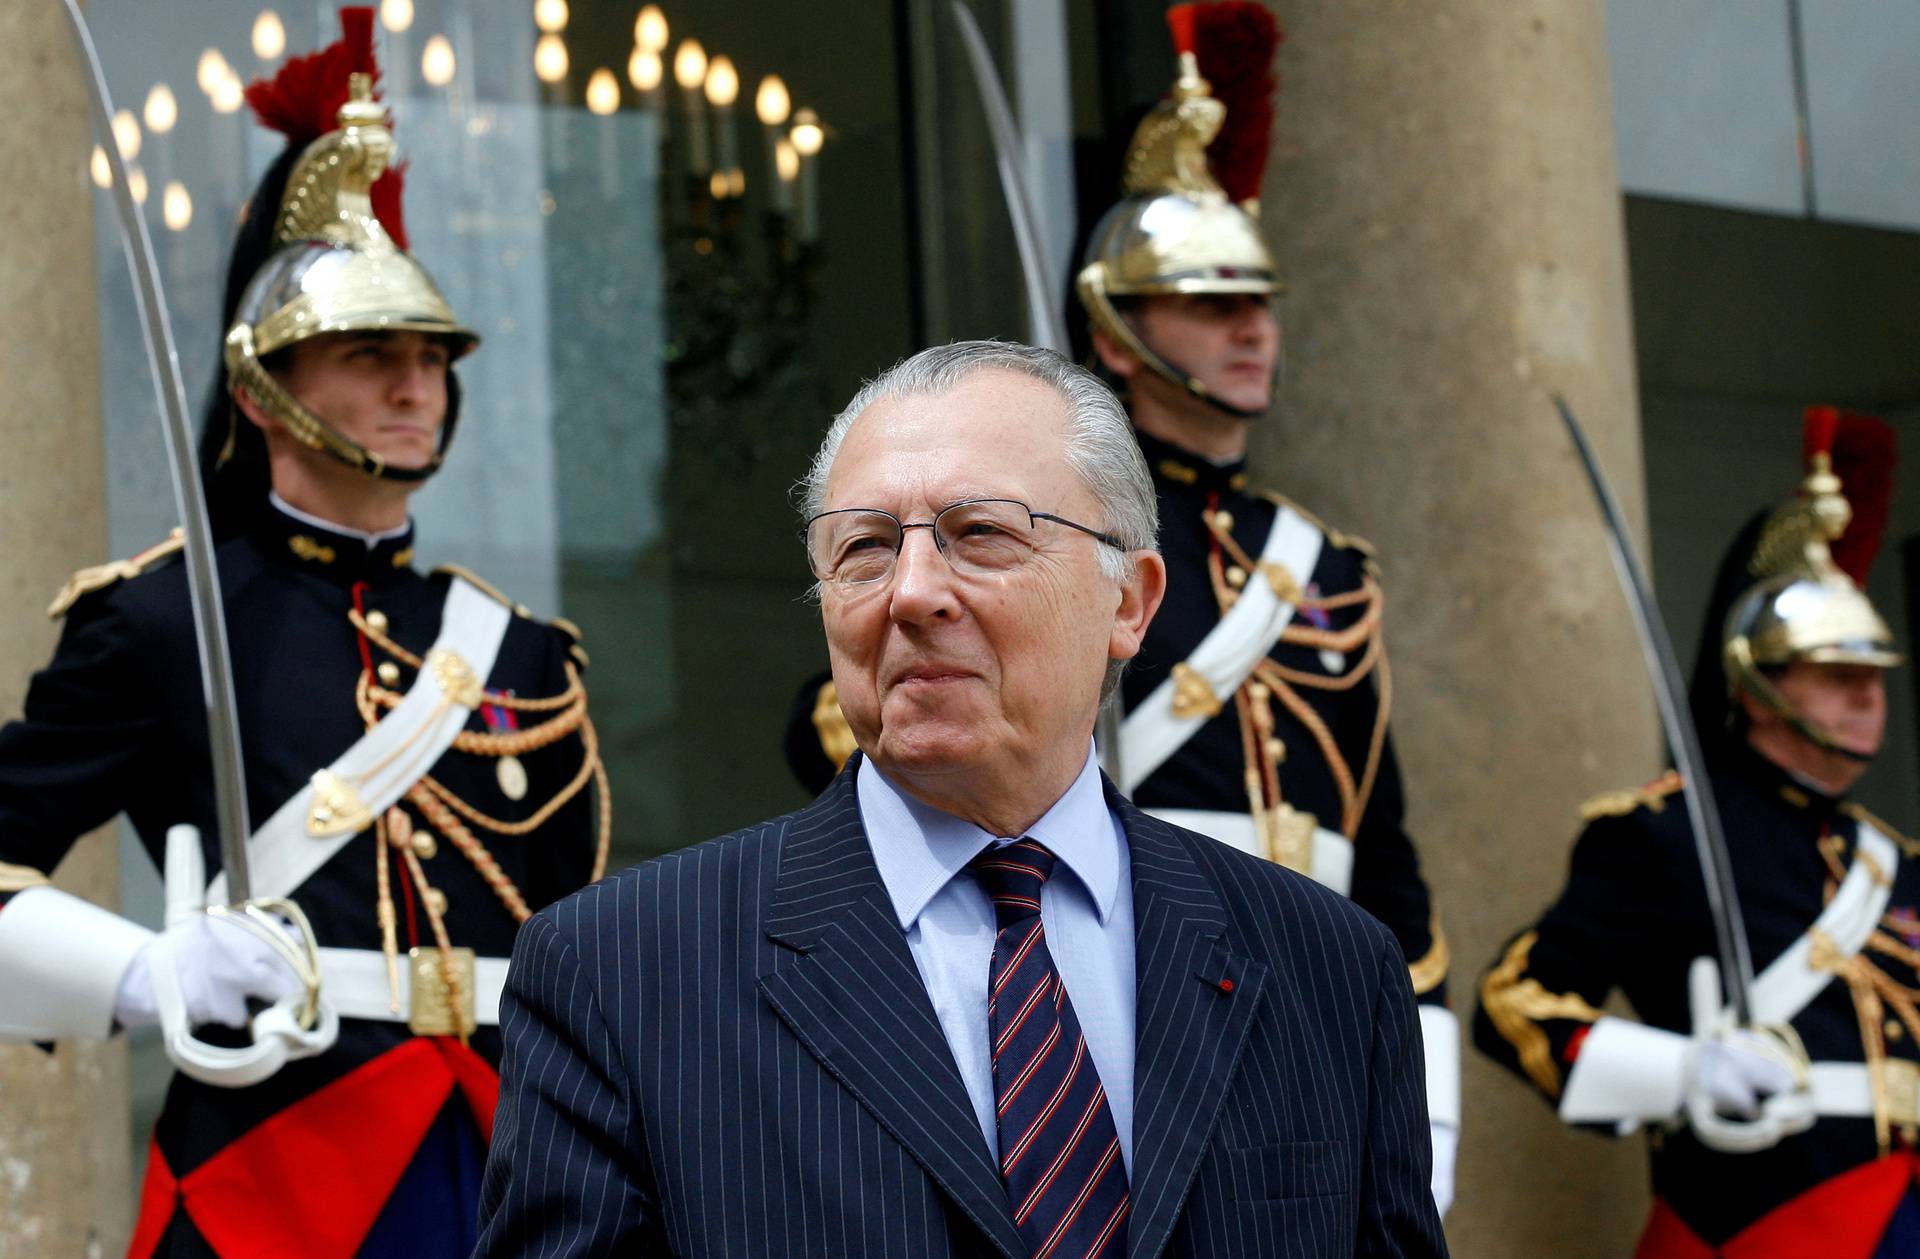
[969,839,1129,1259]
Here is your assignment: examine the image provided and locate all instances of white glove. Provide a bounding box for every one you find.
[114,912,304,1031]
[1693,1031,1801,1118]
[1429,1121,1457,1218]
[1684,956,1815,1153]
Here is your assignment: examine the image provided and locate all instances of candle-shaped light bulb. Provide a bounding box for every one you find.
[89,145,112,190]
[163,181,193,231]
[704,56,738,107]
[534,34,569,84]
[673,39,706,90]
[111,109,141,161]
[252,10,286,60]
[534,0,569,34]
[196,49,230,97]
[709,170,728,200]
[421,35,456,87]
[635,5,667,51]
[586,68,619,115]
[790,109,822,243]
[775,137,798,182]
[790,109,823,157]
[381,0,414,32]
[127,166,148,205]
[754,75,789,127]
[629,47,662,91]
[705,56,740,187]
[211,71,245,114]
[144,84,178,135]
[675,40,711,174]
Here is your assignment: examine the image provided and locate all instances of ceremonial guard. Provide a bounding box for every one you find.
[0,12,606,1256]
[1475,410,1915,1256]
[1082,2,1457,1213]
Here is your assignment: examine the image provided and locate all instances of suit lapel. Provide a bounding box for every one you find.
[1118,789,1271,1259]
[759,765,1025,1259]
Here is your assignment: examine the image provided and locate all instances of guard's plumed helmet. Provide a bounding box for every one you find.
[1076,2,1281,418]
[1721,407,1902,760]
[219,7,477,490]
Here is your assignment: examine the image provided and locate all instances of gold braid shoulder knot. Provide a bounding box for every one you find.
[350,607,613,1027]
[1203,505,1391,840]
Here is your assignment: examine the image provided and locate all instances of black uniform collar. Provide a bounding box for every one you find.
[1721,738,1847,820]
[1134,428,1250,497]
[252,495,418,587]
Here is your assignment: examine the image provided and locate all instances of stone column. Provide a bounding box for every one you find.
[1251,2,1658,1253]
[0,5,130,1256]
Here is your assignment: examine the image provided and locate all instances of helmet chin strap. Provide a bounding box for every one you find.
[225,324,457,485]
[1142,344,1271,422]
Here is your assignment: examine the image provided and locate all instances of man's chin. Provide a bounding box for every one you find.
[870,722,991,779]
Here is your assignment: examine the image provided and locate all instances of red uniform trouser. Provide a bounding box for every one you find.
[1635,1152,1920,1259]
[127,1038,497,1259]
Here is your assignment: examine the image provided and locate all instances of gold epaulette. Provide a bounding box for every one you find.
[1579,769,1684,821]
[1841,802,1920,860]
[48,529,185,619]
[432,564,591,668]
[0,861,50,894]
[1255,490,1377,560]
[812,679,858,771]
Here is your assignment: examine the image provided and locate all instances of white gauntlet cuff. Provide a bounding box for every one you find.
[0,886,154,1040]
[1558,1015,1689,1133]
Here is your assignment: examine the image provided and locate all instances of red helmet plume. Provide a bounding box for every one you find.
[1805,405,1897,587]
[243,7,408,248]
[1181,2,1283,205]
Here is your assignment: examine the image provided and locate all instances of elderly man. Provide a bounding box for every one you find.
[477,341,1446,1257]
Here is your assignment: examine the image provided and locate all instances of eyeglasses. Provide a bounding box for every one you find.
[804,497,1127,586]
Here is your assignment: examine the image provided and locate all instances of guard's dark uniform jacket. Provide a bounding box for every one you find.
[0,501,601,1258]
[1475,744,1920,1256]
[1121,429,1446,1004]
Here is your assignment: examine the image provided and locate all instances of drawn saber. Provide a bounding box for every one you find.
[950,1,1070,355]
[58,0,331,1078]
[1552,394,1756,1023]
[58,0,253,901]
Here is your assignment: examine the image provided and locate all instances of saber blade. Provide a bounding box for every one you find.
[1552,394,1754,1022]
[58,0,254,903]
[950,2,1071,355]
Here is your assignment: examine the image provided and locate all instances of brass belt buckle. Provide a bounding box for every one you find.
[407,946,477,1038]
[1265,804,1318,876]
[1886,1058,1920,1134]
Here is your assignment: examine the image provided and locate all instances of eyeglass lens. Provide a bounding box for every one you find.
[808,500,1041,584]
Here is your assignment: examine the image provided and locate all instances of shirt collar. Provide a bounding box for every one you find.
[269,491,413,547]
[858,744,1121,933]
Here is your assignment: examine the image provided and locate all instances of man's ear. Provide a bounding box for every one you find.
[1734,685,1773,730]
[1109,550,1167,665]
[1090,328,1142,382]
[230,383,278,435]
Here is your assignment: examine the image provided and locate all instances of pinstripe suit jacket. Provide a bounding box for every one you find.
[475,764,1446,1257]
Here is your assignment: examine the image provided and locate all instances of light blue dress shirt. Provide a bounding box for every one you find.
[857,745,1137,1174]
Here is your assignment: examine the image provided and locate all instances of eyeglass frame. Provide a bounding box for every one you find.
[803,497,1130,586]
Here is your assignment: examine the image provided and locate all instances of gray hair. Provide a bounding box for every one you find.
[799,340,1159,584]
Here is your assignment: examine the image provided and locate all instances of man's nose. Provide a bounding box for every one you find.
[390,358,435,407]
[887,528,960,623]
